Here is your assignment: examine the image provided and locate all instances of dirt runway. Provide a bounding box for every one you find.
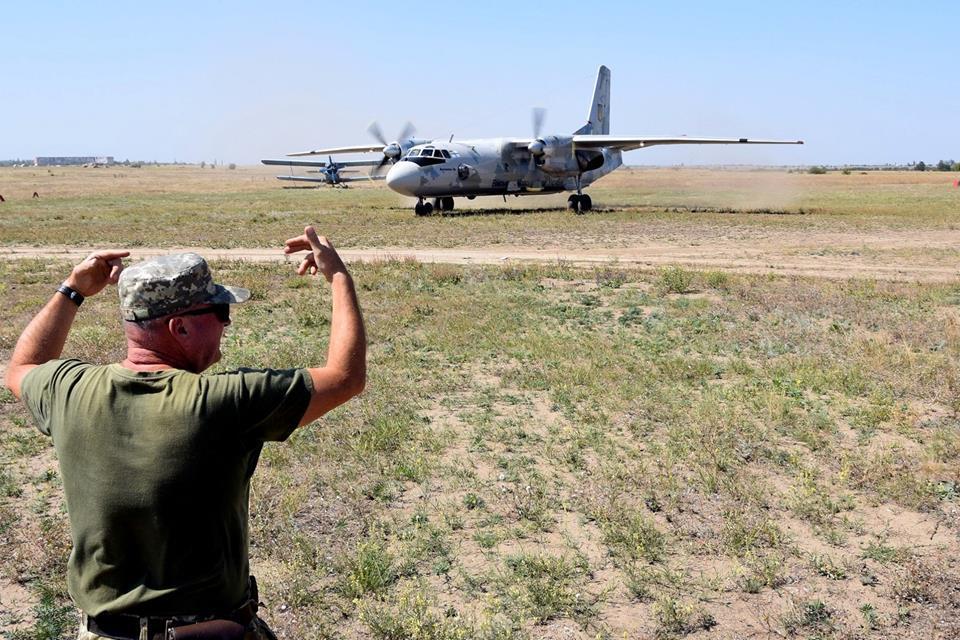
[2,232,958,283]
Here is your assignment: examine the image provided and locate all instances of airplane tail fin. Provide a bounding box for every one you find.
[574,65,610,135]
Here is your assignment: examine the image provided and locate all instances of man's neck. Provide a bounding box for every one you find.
[121,347,188,372]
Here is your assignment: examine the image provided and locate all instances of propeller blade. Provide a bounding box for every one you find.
[367,121,387,146]
[397,121,416,142]
[532,107,546,139]
[371,155,391,177]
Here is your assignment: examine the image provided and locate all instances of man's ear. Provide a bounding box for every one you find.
[168,317,188,337]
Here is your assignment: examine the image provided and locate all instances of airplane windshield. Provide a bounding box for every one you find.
[403,147,452,161]
[403,147,447,167]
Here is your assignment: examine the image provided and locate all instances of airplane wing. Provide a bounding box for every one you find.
[261,159,383,168]
[572,135,804,151]
[275,175,383,183]
[287,145,384,157]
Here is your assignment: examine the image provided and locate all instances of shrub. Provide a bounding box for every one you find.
[342,540,397,598]
[704,270,729,290]
[658,265,694,294]
[808,165,827,174]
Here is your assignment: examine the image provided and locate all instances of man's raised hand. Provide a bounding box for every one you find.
[65,250,130,297]
[284,226,348,282]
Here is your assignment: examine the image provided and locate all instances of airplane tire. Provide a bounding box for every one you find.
[580,194,592,212]
[441,197,455,212]
[423,202,434,215]
[567,194,579,210]
[415,202,428,216]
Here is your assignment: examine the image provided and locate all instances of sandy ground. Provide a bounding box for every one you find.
[2,230,959,282]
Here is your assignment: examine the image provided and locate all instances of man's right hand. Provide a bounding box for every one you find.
[283,226,348,283]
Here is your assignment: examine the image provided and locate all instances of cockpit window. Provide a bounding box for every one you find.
[406,149,420,158]
[423,147,434,154]
[432,149,444,158]
[440,150,451,158]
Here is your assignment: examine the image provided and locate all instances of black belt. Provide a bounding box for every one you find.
[86,578,259,640]
[87,604,256,640]
[87,613,166,639]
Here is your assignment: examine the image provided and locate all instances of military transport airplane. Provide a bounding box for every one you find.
[262,66,803,215]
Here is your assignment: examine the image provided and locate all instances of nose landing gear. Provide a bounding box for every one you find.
[415,198,434,216]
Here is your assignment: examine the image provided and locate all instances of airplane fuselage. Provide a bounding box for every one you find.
[385,138,623,199]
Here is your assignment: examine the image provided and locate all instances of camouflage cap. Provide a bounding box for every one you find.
[118,252,250,321]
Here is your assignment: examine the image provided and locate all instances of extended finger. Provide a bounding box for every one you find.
[284,235,310,253]
[89,250,131,262]
[305,226,322,248]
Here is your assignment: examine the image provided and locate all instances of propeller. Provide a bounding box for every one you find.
[368,121,417,176]
[323,156,341,184]
[532,107,546,139]
[528,107,547,170]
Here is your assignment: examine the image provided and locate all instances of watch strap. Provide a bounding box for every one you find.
[57,284,85,307]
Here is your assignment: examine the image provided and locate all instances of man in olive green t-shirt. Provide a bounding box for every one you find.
[5,226,366,640]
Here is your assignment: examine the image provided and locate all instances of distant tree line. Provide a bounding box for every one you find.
[912,160,960,171]
[0,159,239,168]
[798,160,960,174]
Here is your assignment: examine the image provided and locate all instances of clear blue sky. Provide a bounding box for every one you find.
[2,2,956,165]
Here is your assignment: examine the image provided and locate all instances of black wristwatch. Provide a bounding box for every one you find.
[57,284,85,307]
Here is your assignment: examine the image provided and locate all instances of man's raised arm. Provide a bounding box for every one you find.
[284,227,366,425]
[4,250,129,398]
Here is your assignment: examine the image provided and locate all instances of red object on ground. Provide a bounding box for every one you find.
[954,179,959,188]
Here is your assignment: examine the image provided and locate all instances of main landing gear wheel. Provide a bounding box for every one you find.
[567,194,592,214]
[440,196,455,212]
[415,200,434,216]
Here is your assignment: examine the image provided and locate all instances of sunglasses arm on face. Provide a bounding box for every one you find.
[172,304,231,324]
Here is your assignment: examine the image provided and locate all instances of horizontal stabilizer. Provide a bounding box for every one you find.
[276,175,384,183]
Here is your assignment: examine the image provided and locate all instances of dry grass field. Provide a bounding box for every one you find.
[2,165,959,281]
[1,166,958,639]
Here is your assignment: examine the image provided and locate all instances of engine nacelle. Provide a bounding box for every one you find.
[534,135,575,175]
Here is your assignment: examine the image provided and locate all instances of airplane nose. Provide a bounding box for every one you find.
[385,161,420,197]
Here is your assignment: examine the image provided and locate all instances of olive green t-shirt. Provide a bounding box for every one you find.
[21,359,313,617]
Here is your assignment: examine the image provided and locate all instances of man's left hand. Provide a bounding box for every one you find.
[64,250,130,297]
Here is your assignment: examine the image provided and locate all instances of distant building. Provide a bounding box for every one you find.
[34,156,114,166]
